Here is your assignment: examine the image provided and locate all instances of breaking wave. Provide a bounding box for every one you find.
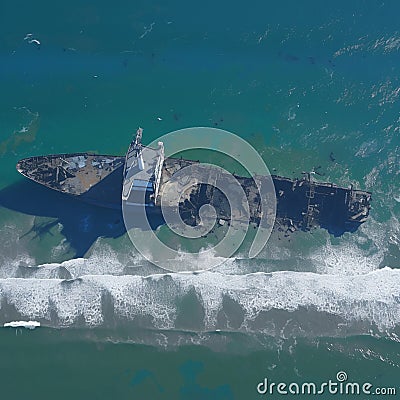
[1,208,398,347]
[1,266,399,338]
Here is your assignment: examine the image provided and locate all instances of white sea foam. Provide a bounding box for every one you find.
[4,320,40,329]
[0,200,397,337]
[333,34,400,58]
[0,267,399,333]
[0,211,392,281]
[311,240,382,275]
[310,217,389,275]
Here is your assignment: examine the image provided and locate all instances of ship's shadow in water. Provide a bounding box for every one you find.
[0,179,164,257]
[0,176,362,258]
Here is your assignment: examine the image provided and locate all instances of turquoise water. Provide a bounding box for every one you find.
[0,1,399,398]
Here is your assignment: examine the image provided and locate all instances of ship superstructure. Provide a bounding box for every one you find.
[122,128,164,207]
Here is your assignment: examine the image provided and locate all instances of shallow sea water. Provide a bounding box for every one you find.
[0,1,399,398]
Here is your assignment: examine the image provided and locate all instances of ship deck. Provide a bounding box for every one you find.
[16,152,371,235]
[17,153,125,208]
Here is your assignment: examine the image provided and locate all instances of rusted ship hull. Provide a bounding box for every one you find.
[16,152,371,236]
[17,153,125,209]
